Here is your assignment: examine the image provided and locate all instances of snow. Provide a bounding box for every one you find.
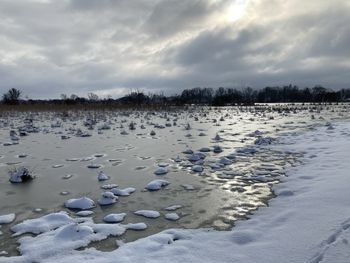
[76,211,94,217]
[97,192,117,206]
[2,121,350,263]
[110,187,136,196]
[154,167,168,175]
[11,212,74,236]
[145,179,169,191]
[97,171,109,181]
[191,165,203,172]
[134,210,160,218]
[64,197,95,210]
[165,213,180,221]
[0,214,15,224]
[103,213,126,223]
[125,223,147,231]
[165,205,183,211]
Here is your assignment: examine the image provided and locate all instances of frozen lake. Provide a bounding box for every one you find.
[0,104,349,256]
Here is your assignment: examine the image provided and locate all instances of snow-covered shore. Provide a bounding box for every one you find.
[2,121,350,263]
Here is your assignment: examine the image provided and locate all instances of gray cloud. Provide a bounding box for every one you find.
[0,0,349,99]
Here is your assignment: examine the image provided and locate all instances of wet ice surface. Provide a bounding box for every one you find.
[0,104,349,256]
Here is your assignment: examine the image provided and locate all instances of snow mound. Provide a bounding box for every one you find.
[110,187,136,196]
[64,197,95,210]
[125,223,147,231]
[145,179,169,191]
[97,192,118,206]
[103,213,126,223]
[0,213,15,224]
[134,210,160,218]
[165,213,180,221]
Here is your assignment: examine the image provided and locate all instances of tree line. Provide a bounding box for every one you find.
[2,85,350,106]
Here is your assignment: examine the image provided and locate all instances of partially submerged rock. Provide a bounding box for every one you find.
[9,167,34,183]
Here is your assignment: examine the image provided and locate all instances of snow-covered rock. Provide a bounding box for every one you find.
[0,213,15,224]
[134,210,160,218]
[165,213,180,221]
[145,179,170,191]
[97,171,109,181]
[110,187,136,196]
[97,192,118,206]
[64,197,95,210]
[103,213,126,223]
[154,167,168,175]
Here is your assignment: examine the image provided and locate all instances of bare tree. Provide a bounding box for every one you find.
[88,92,99,101]
[2,88,22,104]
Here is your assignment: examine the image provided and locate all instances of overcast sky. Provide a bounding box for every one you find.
[0,0,349,99]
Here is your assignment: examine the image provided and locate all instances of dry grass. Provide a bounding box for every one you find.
[0,103,184,113]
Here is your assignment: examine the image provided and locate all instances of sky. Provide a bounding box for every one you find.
[0,0,349,99]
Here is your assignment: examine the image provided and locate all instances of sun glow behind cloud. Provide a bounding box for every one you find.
[224,0,249,23]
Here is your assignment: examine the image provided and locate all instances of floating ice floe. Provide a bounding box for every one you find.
[188,154,201,162]
[62,174,73,179]
[192,165,203,172]
[110,187,136,196]
[97,171,109,181]
[213,145,223,153]
[97,192,118,206]
[76,211,94,217]
[64,197,95,210]
[199,147,211,152]
[182,148,193,154]
[134,210,160,218]
[182,184,195,190]
[120,130,128,135]
[254,137,274,145]
[0,213,15,224]
[52,164,64,168]
[218,157,232,165]
[9,166,34,183]
[87,163,101,169]
[165,205,183,211]
[125,222,147,230]
[145,179,170,191]
[247,130,264,137]
[103,213,126,223]
[101,184,118,190]
[158,162,169,167]
[154,167,168,175]
[174,155,182,162]
[165,213,180,221]
[213,133,222,141]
